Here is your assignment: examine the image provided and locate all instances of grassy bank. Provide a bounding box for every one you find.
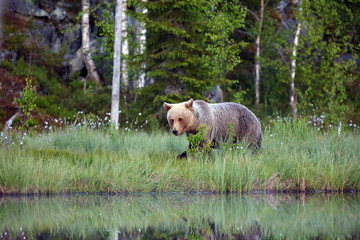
[0,119,359,194]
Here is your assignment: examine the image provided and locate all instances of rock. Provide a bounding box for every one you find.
[37,24,62,53]
[56,2,74,9]
[50,7,66,22]
[266,172,293,192]
[68,40,101,76]
[0,50,17,63]
[205,85,223,103]
[63,24,82,61]
[3,0,107,81]
[266,172,280,191]
[8,0,49,18]
[69,48,85,75]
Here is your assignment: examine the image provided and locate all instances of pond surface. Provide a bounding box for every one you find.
[0,193,359,240]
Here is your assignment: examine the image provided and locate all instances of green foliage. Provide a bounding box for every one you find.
[1,59,111,121]
[231,88,250,105]
[1,0,359,126]
[203,1,247,83]
[0,110,5,128]
[222,122,239,149]
[128,0,247,104]
[15,77,37,118]
[14,76,38,131]
[187,124,213,157]
[294,0,358,123]
[93,1,137,86]
[1,12,32,51]
[254,0,359,122]
[258,13,291,113]
[94,6,115,60]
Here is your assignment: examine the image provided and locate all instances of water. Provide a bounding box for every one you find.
[0,193,359,240]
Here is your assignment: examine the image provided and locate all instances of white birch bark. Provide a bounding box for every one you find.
[121,0,129,88]
[290,0,302,118]
[81,0,101,85]
[111,0,123,129]
[114,229,119,240]
[254,0,264,107]
[133,11,141,89]
[139,1,147,88]
[3,112,21,131]
[134,0,147,89]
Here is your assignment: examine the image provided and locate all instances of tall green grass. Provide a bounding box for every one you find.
[0,119,359,194]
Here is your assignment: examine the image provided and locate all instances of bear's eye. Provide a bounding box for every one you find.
[178,118,182,122]
[170,119,174,124]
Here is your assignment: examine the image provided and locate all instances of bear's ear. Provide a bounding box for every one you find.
[163,102,173,112]
[185,98,194,109]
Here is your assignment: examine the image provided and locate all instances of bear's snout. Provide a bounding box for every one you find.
[172,130,178,136]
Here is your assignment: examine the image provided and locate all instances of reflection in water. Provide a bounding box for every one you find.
[0,193,360,239]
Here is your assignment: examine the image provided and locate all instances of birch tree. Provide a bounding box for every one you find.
[289,0,302,118]
[292,0,357,123]
[111,0,123,129]
[121,0,129,88]
[254,0,264,107]
[81,0,101,85]
[134,0,147,89]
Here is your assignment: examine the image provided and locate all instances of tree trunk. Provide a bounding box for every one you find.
[3,111,21,131]
[134,0,147,89]
[111,0,123,130]
[81,0,101,85]
[121,0,129,89]
[254,0,264,107]
[290,0,302,118]
[114,229,119,240]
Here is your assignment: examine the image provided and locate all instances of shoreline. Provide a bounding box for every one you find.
[1,119,360,195]
[1,188,359,198]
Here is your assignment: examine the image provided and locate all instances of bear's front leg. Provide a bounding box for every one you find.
[177,139,196,159]
[179,138,213,159]
[177,141,193,159]
[177,151,188,159]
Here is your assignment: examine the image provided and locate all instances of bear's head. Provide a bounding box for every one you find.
[163,98,194,136]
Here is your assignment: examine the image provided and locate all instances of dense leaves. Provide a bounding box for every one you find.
[1,0,360,128]
[127,0,247,105]
[242,0,360,122]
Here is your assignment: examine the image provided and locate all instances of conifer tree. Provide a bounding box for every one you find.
[129,0,246,104]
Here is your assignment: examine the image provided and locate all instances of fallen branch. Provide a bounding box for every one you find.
[3,111,22,131]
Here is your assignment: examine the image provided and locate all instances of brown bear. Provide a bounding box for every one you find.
[163,98,262,158]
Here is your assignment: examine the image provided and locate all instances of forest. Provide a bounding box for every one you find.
[0,0,360,130]
[1,0,360,195]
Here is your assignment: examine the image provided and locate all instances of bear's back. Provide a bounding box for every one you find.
[194,100,254,121]
[193,100,261,145]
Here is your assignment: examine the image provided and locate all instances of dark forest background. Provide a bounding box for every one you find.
[1,0,359,130]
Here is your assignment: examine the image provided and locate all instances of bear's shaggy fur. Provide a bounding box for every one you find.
[164,98,262,158]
